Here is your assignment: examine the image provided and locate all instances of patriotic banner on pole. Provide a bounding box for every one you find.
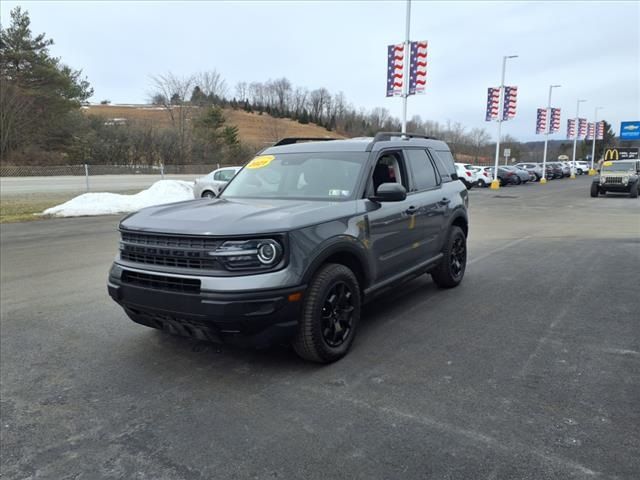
[502,86,518,120]
[536,108,547,134]
[586,122,595,140]
[596,121,605,140]
[550,108,561,133]
[408,40,427,95]
[485,87,500,121]
[578,118,588,139]
[567,119,576,139]
[386,44,404,97]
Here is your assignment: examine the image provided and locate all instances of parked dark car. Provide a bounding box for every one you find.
[485,166,518,186]
[108,133,470,363]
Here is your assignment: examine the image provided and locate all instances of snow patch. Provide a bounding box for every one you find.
[43,180,194,217]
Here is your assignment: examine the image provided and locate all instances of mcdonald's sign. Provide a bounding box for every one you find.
[603,147,639,161]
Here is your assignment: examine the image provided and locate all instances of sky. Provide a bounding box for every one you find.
[1,0,639,141]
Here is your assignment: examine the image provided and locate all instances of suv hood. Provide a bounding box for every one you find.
[120,197,357,236]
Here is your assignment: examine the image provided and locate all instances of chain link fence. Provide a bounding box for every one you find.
[0,164,225,196]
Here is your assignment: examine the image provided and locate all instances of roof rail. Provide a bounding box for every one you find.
[371,132,438,143]
[273,137,339,146]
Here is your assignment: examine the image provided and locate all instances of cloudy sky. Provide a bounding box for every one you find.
[2,1,638,140]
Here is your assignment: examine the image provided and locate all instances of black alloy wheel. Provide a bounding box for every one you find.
[450,235,466,279]
[320,281,355,347]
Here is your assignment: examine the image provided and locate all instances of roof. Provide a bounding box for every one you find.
[262,135,450,155]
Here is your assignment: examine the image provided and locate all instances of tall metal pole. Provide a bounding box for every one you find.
[590,106,603,175]
[540,84,560,185]
[571,99,586,179]
[491,55,517,189]
[401,0,411,134]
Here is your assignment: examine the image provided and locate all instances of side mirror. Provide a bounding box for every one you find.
[369,182,407,202]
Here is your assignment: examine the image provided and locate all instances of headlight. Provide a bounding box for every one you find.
[209,238,283,270]
[622,177,629,185]
[600,177,606,184]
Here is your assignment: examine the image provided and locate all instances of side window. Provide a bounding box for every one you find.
[405,149,439,191]
[371,151,409,193]
[213,170,223,181]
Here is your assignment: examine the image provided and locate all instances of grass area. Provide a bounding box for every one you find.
[0,193,76,223]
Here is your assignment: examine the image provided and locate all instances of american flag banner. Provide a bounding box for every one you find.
[586,122,595,140]
[536,108,547,134]
[578,118,588,139]
[567,119,576,139]
[485,87,500,121]
[502,86,518,120]
[596,121,605,140]
[386,44,404,97]
[550,108,561,133]
[408,41,428,95]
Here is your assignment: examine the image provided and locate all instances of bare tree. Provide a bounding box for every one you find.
[0,80,33,158]
[149,72,195,163]
[194,70,227,101]
[470,127,491,162]
[292,87,308,117]
[271,77,292,114]
[235,81,248,102]
[309,88,330,124]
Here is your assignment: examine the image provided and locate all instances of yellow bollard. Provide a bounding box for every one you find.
[490,179,500,190]
[539,177,547,184]
[588,169,597,176]
[570,173,576,179]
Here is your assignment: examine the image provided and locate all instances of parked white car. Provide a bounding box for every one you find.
[193,166,242,198]
[574,161,591,175]
[466,165,492,187]
[455,163,478,189]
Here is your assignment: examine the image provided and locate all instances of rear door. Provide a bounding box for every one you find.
[404,148,447,259]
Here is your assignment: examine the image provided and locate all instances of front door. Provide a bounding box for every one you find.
[366,150,424,282]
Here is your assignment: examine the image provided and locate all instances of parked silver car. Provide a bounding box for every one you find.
[193,166,242,198]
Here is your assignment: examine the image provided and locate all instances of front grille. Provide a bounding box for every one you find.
[120,231,223,271]
[121,270,200,293]
[603,176,623,184]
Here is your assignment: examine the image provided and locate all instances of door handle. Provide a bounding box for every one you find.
[405,206,418,215]
[439,198,451,206]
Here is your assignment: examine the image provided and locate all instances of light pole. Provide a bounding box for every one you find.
[589,106,603,175]
[401,0,411,134]
[540,84,561,185]
[490,55,518,190]
[570,98,586,179]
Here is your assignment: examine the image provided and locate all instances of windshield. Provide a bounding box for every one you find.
[602,161,635,172]
[222,152,367,200]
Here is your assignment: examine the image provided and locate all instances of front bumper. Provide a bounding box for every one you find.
[108,264,305,347]
[599,183,632,193]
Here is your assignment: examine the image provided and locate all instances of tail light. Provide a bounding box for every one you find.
[465,171,472,177]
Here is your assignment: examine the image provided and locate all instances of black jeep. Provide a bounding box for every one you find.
[108,133,469,362]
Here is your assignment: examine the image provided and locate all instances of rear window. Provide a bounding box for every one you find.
[430,149,456,182]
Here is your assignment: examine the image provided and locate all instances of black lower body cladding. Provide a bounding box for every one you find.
[108,266,305,348]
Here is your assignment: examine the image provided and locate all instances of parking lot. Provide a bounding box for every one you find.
[1,176,639,479]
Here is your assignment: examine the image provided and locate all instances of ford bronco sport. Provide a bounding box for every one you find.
[108,133,469,363]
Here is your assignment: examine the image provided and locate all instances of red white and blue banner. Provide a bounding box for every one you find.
[408,41,428,95]
[485,87,500,121]
[586,122,595,140]
[550,108,561,133]
[596,121,604,140]
[578,118,588,139]
[502,86,518,120]
[567,119,576,139]
[386,44,404,97]
[536,108,547,134]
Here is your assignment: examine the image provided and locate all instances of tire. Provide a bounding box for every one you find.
[292,263,361,363]
[630,183,639,198]
[431,226,467,289]
[477,179,486,188]
[590,183,599,198]
[201,190,216,198]
[514,177,522,185]
[577,169,583,175]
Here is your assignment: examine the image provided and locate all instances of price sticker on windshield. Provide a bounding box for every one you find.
[603,161,613,167]
[247,155,275,169]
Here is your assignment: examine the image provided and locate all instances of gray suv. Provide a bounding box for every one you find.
[108,133,469,362]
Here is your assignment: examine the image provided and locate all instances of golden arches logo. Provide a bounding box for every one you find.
[604,149,619,161]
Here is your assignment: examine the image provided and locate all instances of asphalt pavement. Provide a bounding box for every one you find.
[1,176,639,479]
